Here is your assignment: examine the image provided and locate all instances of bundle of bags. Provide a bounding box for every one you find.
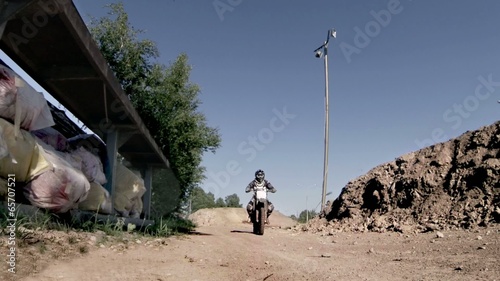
[0,63,145,217]
[30,131,112,215]
[0,117,115,214]
[0,118,89,213]
[1,119,145,216]
[78,163,145,218]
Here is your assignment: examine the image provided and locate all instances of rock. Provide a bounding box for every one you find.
[478,246,486,250]
[476,236,483,240]
[436,232,444,238]
[426,224,439,231]
[321,253,332,258]
[368,248,376,254]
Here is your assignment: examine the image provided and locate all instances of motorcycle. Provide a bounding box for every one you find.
[250,186,268,235]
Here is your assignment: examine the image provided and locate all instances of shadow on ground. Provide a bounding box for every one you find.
[188,231,213,236]
[230,230,254,234]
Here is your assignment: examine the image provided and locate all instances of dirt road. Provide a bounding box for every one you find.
[8,209,500,281]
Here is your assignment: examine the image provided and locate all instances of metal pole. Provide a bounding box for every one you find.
[315,28,335,212]
[321,44,329,211]
[317,191,333,212]
[306,196,309,223]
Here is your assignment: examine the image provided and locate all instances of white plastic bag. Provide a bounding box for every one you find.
[0,64,55,131]
[70,146,107,185]
[0,68,17,109]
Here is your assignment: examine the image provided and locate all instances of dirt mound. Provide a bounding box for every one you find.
[188,207,297,228]
[306,121,500,234]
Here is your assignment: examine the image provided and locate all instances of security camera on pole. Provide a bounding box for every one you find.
[314,28,336,212]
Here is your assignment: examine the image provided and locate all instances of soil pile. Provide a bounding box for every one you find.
[307,121,500,234]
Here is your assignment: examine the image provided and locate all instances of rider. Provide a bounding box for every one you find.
[245,169,276,224]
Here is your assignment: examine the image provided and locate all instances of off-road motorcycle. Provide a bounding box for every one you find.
[250,185,268,235]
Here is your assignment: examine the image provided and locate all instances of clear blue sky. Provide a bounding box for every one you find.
[4,1,499,216]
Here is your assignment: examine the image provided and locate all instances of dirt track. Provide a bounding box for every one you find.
[6,208,500,281]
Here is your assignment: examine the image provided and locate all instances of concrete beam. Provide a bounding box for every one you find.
[41,65,99,81]
[104,130,119,214]
[0,0,32,25]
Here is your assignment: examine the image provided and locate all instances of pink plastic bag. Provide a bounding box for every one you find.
[24,145,90,213]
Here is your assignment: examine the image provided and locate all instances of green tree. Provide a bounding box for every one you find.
[190,187,216,213]
[298,209,318,223]
[149,54,221,198]
[88,2,158,97]
[215,198,226,208]
[151,168,182,217]
[89,2,221,214]
[224,194,242,207]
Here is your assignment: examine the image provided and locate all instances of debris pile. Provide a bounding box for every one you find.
[305,121,500,233]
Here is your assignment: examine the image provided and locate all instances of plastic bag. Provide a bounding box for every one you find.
[78,182,112,214]
[70,146,107,185]
[0,118,51,182]
[23,145,90,213]
[129,197,144,219]
[0,68,17,109]
[0,177,7,199]
[32,127,69,151]
[113,164,146,217]
[0,64,55,131]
